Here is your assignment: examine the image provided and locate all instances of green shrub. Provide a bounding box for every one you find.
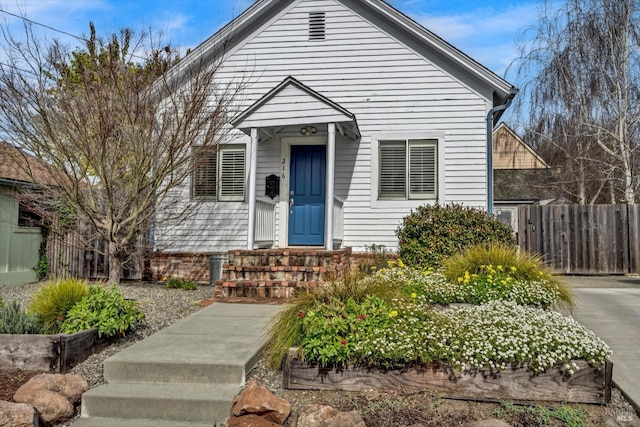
[28,278,89,333]
[34,238,50,281]
[180,280,197,290]
[165,277,183,289]
[60,285,145,337]
[263,273,404,370]
[0,300,43,334]
[396,203,516,269]
[0,296,3,308]
[301,295,401,368]
[442,244,573,310]
[165,277,197,290]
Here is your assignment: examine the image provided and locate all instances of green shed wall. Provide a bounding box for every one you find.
[0,192,41,286]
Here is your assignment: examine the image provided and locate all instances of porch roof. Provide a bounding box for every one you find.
[232,76,360,140]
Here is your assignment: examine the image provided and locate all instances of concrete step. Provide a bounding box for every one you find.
[73,417,213,427]
[81,383,238,424]
[103,334,259,384]
[103,304,272,384]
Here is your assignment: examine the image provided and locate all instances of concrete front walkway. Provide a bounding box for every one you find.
[566,276,640,415]
[76,302,283,426]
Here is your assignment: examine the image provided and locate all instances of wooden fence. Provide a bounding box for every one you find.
[518,204,640,274]
[47,223,144,281]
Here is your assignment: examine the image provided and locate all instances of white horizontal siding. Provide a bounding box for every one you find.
[154,184,248,252]
[236,84,354,129]
[158,0,493,253]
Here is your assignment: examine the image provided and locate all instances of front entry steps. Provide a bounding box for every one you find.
[75,303,283,426]
[215,248,353,298]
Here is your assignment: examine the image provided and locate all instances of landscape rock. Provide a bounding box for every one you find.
[297,404,366,427]
[0,400,39,427]
[227,414,282,427]
[13,390,73,426]
[231,380,291,424]
[14,373,89,404]
[466,420,512,427]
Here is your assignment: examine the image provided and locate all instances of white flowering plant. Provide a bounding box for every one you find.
[373,265,566,308]
[299,297,611,373]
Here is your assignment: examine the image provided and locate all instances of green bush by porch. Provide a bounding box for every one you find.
[396,203,516,269]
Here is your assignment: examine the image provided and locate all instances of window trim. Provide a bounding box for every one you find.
[371,132,445,208]
[191,144,247,202]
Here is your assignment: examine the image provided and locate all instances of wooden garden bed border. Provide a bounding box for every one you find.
[284,348,613,404]
[0,329,101,373]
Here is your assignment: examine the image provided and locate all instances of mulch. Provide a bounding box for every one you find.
[0,369,41,401]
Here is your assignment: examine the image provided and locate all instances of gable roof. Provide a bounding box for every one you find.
[169,0,515,106]
[0,142,57,187]
[493,123,549,170]
[232,76,360,138]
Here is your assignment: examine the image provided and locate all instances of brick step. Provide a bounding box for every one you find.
[214,280,323,298]
[228,248,351,268]
[222,265,327,282]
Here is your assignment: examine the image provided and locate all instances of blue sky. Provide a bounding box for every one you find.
[0,0,543,84]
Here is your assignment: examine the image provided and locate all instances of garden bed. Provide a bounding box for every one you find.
[0,329,102,372]
[284,348,613,405]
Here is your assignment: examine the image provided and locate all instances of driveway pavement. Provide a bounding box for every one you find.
[565,275,640,417]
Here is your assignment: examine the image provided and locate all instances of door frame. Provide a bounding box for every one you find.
[279,136,327,247]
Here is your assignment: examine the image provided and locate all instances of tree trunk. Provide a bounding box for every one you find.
[108,242,122,284]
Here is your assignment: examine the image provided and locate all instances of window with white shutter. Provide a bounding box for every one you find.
[379,141,406,199]
[408,141,436,199]
[192,147,217,199]
[192,145,246,201]
[378,139,437,200]
[219,147,246,201]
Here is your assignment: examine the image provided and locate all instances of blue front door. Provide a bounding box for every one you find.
[288,145,326,246]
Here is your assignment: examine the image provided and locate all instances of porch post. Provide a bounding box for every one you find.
[247,128,258,249]
[326,123,336,250]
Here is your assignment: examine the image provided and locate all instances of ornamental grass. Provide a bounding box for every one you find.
[28,278,89,333]
[442,243,573,310]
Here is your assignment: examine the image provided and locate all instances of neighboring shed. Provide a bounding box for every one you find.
[0,142,45,285]
[492,123,558,231]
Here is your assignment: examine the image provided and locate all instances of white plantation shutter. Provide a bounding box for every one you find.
[379,141,407,199]
[409,141,436,199]
[218,147,246,201]
[378,139,437,200]
[192,147,217,199]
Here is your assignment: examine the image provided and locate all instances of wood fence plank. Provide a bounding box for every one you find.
[519,204,640,274]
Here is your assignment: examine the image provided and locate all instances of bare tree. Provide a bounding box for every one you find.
[511,0,640,204]
[0,21,242,282]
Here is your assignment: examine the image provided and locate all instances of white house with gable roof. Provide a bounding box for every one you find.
[153,0,516,261]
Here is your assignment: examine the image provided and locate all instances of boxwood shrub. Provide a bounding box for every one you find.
[396,203,516,269]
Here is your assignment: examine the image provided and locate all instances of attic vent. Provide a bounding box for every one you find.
[309,12,326,41]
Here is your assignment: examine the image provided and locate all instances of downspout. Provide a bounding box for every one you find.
[486,88,518,215]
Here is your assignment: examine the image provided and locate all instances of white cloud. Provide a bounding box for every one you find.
[411,2,541,75]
